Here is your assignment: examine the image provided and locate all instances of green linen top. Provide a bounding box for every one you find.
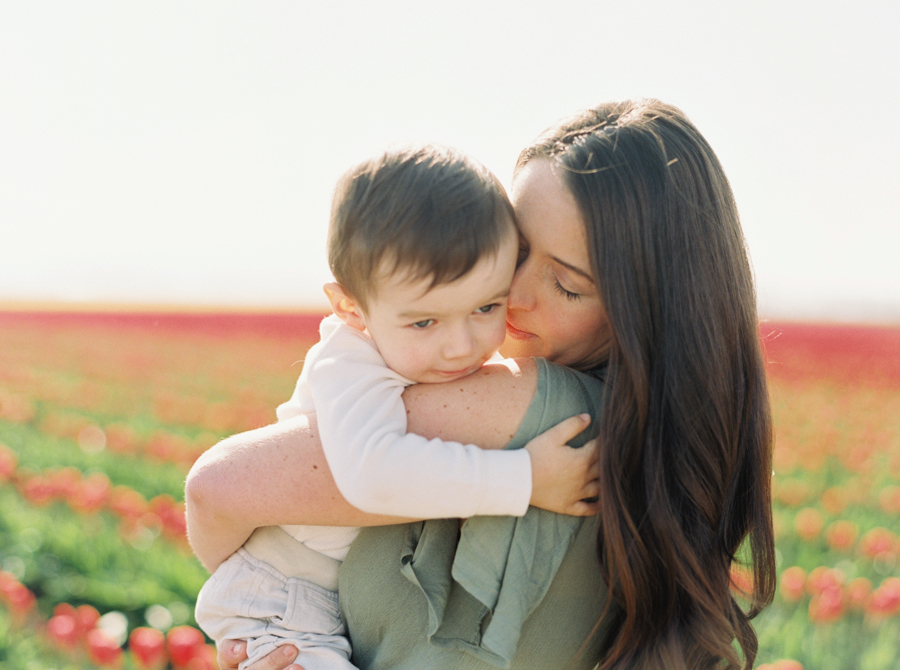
[339,358,620,670]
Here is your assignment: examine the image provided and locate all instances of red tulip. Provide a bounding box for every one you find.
[824,520,858,552]
[75,604,101,637]
[866,577,900,619]
[146,430,190,462]
[86,628,123,667]
[846,577,872,611]
[806,566,844,597]
[129,626,168,669]
[0,570,19,595]
[19,474,54,505]
[819,486,848,515]
[70,471,111,513]
[0,390,35,423]
[779,566,806,603]
[0,573,35,617]
[859,527,896,559]
[105,423,140,454]
[0,443,17,481]
[757,660,805,670]
[11,582,36,611]
[53,602,78,618]
[185,644,219,670]
[772,661,805,670]
[47,613,80,649]
[773,479,810,507]
[50,466,83,499]
[729,565,754,596]
[878,485,900,514]
[108,485,149,521]
[166,625,207,668]
[793,508,824,541]
[808,584,845,623]
[151,494,188,542]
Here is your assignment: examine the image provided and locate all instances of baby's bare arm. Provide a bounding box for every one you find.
[405,358,600,515]
[185,414,406,572]
[403,358,536,447]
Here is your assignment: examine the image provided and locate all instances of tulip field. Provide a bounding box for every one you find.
[1,310,899,669]
[0,309,320,669]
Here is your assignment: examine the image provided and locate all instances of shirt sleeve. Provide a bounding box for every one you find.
[307,317,532,519]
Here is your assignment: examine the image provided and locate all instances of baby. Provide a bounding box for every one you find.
[194,144,591,669]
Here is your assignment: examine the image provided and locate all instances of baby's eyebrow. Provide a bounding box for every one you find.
[397,309,435,319]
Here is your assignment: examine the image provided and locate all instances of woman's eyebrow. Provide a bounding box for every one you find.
[551,255,594,283]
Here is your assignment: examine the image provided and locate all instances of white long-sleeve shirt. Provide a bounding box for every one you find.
[271,315,532,563]
[244,316,531,590]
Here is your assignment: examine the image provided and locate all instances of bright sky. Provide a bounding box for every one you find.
[2,1,898,322]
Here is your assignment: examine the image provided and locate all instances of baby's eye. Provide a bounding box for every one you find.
[475,304,498,315]
[411,319,434,329]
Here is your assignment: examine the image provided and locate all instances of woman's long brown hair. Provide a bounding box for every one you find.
[517,100,775,669]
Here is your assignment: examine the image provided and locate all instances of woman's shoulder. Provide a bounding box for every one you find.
[509,359,606,450]
[525,358,607,417]
[532,357,607,394]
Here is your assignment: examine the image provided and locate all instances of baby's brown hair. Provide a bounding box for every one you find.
[328,143,515,310]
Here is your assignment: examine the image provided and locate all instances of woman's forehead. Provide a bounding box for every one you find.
[512,159,589,266]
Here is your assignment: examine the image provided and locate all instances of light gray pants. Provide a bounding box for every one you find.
[195,546,356,670]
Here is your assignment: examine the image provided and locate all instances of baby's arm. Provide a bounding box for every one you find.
[308,322,530,517]
[185,413,405,573]
[402,365,601,517]
[309,321,595,519]
[185,353,598,572]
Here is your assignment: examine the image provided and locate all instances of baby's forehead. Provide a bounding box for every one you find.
[365,263,446,306]
[372,277,485,318]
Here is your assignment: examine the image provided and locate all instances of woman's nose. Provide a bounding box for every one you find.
[507,263,537,311]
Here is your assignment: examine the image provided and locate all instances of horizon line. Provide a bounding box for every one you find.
[2,299,899,329]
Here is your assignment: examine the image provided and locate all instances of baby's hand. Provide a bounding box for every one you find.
[217,640,304,670]
[524,414,600,516]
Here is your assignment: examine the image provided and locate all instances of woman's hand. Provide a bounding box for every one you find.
[525,414,600,516]
[217,640,303,670]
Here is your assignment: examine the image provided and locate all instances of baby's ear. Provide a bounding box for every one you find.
[323,283,367,332]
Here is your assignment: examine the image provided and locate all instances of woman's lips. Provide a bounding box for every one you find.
[506,320,534,340]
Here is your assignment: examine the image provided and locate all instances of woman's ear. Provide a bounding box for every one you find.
[323,282,367,332]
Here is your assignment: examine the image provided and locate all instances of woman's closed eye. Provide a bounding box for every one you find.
[553,275,581,301]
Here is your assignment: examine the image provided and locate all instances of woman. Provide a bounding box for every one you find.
[187,99,775,670]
